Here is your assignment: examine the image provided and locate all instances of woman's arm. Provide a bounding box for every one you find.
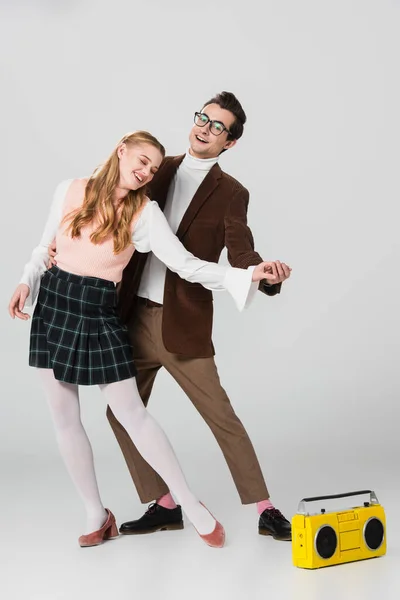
[132,201,277,311]
[19,179,72,305]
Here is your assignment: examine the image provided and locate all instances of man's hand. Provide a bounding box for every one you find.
[8,284,31,320]
[48,239,57,268]
[252,261,292,285]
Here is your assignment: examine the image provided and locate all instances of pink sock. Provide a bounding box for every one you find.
[157,492,177,510]
[257,499,275,514]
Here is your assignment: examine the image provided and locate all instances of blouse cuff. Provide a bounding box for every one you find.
[223,265,256,311]
[19,271,40,307]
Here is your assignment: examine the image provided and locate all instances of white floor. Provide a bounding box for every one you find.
[1,456,399,600]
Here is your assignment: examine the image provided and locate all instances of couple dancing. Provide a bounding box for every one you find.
[9,91,292,548]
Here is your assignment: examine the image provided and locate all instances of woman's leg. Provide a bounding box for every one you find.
[100,378,216,535]
[37,369,107,533]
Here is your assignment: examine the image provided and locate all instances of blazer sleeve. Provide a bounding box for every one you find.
[224,186,281,297]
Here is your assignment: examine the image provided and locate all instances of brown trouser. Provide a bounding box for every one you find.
[106,303,269,504]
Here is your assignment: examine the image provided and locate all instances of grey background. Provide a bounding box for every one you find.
[0,0,399,519]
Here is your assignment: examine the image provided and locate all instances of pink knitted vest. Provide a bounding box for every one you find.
[55,179,146,282]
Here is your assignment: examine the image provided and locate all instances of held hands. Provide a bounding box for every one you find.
[8,284,31,320]
[251,261,292,285]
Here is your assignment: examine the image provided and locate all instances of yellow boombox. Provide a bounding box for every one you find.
[292,490,386,569]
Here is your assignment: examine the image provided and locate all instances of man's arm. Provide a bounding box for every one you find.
[224,186,288,296]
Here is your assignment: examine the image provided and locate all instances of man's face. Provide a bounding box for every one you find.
[189,103,237,159]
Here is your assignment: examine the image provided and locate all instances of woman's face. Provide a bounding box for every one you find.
[118,142,163,191]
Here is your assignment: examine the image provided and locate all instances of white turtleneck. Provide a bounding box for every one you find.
[137,151,220,303]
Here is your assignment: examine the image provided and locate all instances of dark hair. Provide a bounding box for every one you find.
[201,91,247,140]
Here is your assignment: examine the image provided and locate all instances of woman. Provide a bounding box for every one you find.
[8,131,274,548]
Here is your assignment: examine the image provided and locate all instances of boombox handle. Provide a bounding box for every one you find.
[297,490,379,515]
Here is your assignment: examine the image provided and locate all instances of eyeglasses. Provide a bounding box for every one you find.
[194,112,231,137]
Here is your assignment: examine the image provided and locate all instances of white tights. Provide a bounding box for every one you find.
[38,369,215,535]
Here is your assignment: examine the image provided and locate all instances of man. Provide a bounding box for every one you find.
[108,91,292,541]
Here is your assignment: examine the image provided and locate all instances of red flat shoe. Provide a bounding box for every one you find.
[78,509,119,548]
[196,503,225,548]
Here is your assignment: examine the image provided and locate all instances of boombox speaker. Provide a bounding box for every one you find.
[292,490,386,569]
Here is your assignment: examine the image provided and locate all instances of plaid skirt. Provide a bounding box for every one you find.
[29,266,137,385]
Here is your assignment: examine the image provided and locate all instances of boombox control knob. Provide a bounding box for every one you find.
[321,509,326,514]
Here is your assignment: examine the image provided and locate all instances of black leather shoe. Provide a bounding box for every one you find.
[119,503,184,535]
[258,508,292,541]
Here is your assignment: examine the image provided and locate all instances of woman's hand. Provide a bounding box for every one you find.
[8,284,31,320]
[252,261,292,284]
[48,240,57,269]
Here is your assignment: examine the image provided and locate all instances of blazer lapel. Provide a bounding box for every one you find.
[150,155,185,212]
[176,163,222,240]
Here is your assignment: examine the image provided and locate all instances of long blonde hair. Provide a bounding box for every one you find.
[65,131,165,254]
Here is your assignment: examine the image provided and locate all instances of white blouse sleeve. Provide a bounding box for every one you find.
[132,201,256,311]
[19,179,72,306]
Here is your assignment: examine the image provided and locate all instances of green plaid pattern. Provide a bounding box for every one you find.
[29,266,137,385]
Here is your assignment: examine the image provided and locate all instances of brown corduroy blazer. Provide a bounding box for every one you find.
[117,155,281,358]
